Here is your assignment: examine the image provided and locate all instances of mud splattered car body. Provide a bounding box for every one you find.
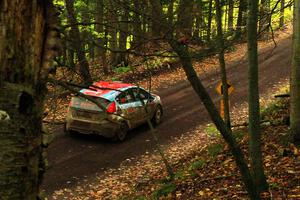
[65,81,163,141]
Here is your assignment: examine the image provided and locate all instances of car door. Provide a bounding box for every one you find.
[132,88,155,122]
[116,89,142,127]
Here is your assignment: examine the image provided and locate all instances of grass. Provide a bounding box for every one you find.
[152,183,176,200]
[204,123,221,138]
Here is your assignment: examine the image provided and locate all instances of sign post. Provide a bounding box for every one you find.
[216,82,234,119]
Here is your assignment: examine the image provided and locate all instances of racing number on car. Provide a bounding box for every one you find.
[127,107,135,113]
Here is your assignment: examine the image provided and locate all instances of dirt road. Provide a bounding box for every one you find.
[42,37,292,196]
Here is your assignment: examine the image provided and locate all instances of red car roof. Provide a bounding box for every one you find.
[93,81,133,89]
[80,81,134,100]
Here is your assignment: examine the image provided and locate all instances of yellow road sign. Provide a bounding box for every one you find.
[216,82,234,95]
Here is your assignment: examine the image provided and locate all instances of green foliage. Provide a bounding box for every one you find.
[270,0,293,29]
[114,66,131,74]
[117,196,147,200]
[208,143,223,158]
[204,123,221,138]
[233,131,245,141]
[269,182,280,189]
[261,98,288,120]
[188,159,206,171]
[111,77,120,81]
[261,101,281,118]
[174,169,186,180]
[152,183,176,200]
[134,197,147,200]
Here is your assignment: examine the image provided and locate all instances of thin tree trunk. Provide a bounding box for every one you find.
[215,0,231,128]
[259,0,270,39]
[0,1,57,199]
[290,0,300,142]
[141,0,149,35]
[107,1,119,67]
[151,0,162,38]
[95,0,109,74]
[132,0,143,50]
[118,1,129,66]
[207,0,213,42]
[81,1,93,60]
[176,0,194,38]
[280,0,285,28]
[247,0,268,192]
[193,0,203,40]
[228,0,234,31]
[66,34,76,69]
[65,0,92,84]
[236,0,246,39]
[167,0,175,24]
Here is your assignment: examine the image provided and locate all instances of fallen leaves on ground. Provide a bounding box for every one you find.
[50,79,300,200]
[48,27,297,199]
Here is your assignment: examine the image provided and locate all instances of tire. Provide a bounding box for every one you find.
[114,122,129,141]
[152,105,163,126]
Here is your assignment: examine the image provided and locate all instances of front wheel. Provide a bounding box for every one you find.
[114,122,128,141]
[152,105,163,126]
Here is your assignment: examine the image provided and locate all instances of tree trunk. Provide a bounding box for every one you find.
[290,0,300,142]
[247,0,268,192]
[176,0,194,38]
[259,0,270,39]
[228,0,234,31]
[107,1,119,67]
[236,0,247,39]
[94,0,109,75]
[66,31,76,69]
[149,0,260,199]
[215,0,231,128]
[193,0,203,41]
[141,0,149,35]
[169,43,259,200]
[280,0,285,29]
[150,0,162,38]
[81,1,93,60]
[167,0,175,24]
[132,0,143,50]
[0,1,57,198]
[65,0,92,84]
[207,0,213,42]
[118,1,129,66]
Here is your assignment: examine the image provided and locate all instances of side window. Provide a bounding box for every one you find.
[133,88,151,101]
[116,90,135,104]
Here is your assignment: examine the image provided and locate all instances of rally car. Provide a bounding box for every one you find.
[65,81,163,141]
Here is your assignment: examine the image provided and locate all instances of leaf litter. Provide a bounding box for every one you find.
[48,28,299,199]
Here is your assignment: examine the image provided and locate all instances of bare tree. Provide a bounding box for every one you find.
[247,0,268,192]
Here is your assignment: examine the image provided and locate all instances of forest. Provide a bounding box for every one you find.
[0,0,300,199]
